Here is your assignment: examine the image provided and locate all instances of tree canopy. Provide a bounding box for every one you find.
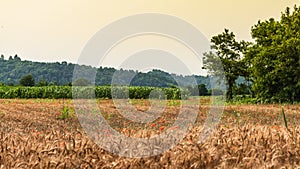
[247,5,300,102]
[203,29,250,100]
[203,5,300,103]
[20,74,35,87]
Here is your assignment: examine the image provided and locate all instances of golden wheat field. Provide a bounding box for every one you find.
[0,98,300,168]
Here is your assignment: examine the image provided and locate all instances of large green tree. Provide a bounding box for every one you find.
[247,6,300,102]
[203,29,250,100]
[20,74,35,87]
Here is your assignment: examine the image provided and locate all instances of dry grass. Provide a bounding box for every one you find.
[0,99,300,168]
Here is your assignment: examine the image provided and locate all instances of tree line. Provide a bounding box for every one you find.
[0,53,233,97]
[203,5,300,103]
[0,55,211,87]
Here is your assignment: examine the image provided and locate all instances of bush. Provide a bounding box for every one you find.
[20,74,35,87]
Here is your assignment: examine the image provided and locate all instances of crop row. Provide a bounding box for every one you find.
[0,86,190,99]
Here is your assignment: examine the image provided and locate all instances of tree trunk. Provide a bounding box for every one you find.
[226,78,234,101]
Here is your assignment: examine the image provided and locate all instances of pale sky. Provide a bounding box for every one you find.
[0,0,299,75]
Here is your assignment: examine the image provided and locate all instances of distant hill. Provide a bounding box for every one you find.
[0,55,213,87]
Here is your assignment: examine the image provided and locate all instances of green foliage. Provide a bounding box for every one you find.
[202,5,300,104]
[110,86,190,100]
[37,80,48,87]
[0,86,190,100]
[247,6,300,103]
[203,29,250,101]
[0,86,71,99]
[48,81,58,86]
[0,57,211,88]
[233,83,251,95]
[167,100,181,106]
[131,69,177,87]
[229,95,258,104]
[73,78,91,86]
[187,84,209,96]
[19,74,35,87]
[208,88,224,96]
[57,105,72,120]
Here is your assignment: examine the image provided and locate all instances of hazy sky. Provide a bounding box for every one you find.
[0,0,299,75]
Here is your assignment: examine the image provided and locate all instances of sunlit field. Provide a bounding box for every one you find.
[0,98,300,168]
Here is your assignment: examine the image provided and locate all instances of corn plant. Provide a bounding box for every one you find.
[57,106,70,120]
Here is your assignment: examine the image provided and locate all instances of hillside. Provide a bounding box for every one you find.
[0,55,211,88]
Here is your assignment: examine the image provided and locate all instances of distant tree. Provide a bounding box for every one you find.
[203,29,250,101]
[7,82,14,86]
[37,80,48,86]
[209,88,224,96]
[73,78,91,86]
[0,56,211,88]
[187,84,209,96]
[14,54,21,61]
[198,84,209,96]
[48,81,58,86]
[20,74,35,86]
[233,83,251,95]
[0,55,4,60]
[169,85,179,89]
[61,82,72,86]
[66,82,72,86]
